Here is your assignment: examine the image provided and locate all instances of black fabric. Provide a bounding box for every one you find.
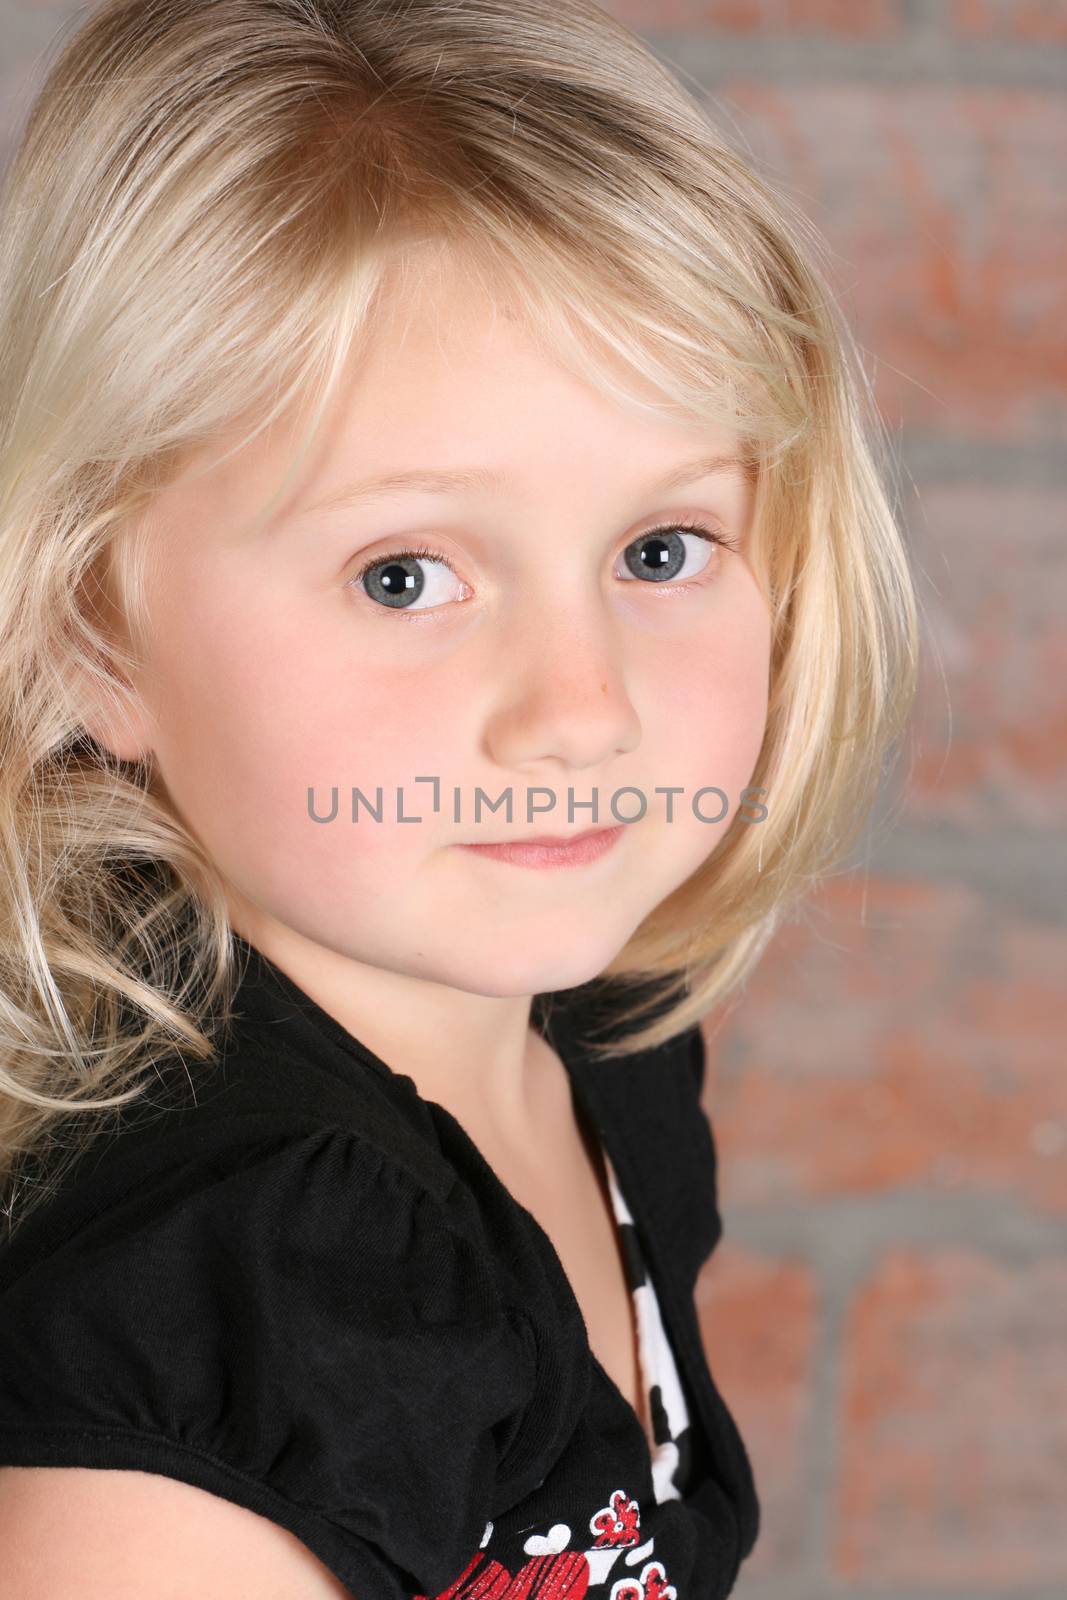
[0,936,760,1598]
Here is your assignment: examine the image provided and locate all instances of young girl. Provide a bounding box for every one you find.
[0,1,919,1595]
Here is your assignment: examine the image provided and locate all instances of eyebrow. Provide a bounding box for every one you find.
[295,451,749,521]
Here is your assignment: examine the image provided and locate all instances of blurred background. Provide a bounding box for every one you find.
[3,2,1065,1597]
[603,6,1066,1599]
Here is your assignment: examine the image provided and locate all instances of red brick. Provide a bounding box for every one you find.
[720,84,1067,442]
[905,485,1067,824]
[954,0,1067,41]
[836,1249,1067,1584]
[704,877,1067,1213]
[695,1246,819,1573]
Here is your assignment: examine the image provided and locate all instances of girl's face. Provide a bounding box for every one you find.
[115,247,772,1002]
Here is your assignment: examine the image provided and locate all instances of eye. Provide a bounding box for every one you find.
[617,519,735,586]
[345,518,738,619]
[346,544,468,614]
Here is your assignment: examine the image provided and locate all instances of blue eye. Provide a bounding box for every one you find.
[346,518,737,617]
[347,544,463,613]
[617,519,732,584]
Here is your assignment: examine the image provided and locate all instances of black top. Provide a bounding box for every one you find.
[0,937,760,1598]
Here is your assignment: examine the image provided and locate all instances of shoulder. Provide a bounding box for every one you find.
[0,1120,535,1598]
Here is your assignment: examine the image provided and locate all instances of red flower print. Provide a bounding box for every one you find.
[607,1560,677,1600]
[414,1484,652,1598]
[590,1489,641,1548]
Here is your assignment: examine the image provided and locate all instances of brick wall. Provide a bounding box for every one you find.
[2,3,1064,1596]
[602,4,1065,1596]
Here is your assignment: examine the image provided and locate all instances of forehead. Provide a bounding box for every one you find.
[148,240,753,541]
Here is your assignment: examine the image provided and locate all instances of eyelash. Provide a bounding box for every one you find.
[346,517,740,619]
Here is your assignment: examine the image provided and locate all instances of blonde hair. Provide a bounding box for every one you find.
[0,0,919,1238]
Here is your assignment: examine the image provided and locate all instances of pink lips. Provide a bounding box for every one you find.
[455,824,626,870]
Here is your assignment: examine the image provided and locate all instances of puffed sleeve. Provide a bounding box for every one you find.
[0,1126,534,1599]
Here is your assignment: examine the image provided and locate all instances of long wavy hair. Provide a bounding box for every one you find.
[0,0,920,1238]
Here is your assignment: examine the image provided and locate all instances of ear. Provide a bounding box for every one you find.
[68,554,158,765]
[75,681,155,768]
[74,666,156,764]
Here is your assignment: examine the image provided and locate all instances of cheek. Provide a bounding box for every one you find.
[142,569,460,882]
[654,571,772,820]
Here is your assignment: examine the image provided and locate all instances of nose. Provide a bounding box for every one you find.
[482,601,642,775]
